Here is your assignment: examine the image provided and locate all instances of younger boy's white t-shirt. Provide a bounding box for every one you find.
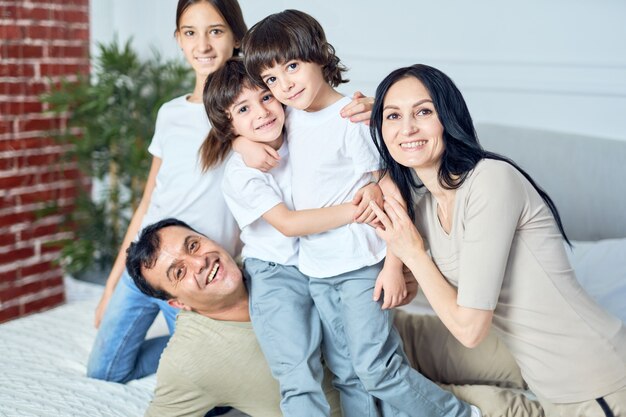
[285,96,386,278]
[144,95,240,256]
[221,140,299,266]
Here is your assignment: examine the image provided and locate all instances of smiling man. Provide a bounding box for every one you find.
[127,218,544,417]
[126,217,339,417]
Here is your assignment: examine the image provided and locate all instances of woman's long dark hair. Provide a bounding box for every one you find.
[370,64,570,245]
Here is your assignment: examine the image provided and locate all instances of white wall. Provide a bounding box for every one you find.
[91,0,626,141]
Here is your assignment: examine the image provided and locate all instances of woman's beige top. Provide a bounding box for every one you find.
[414,158,626,403]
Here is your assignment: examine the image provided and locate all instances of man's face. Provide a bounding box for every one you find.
[142,226,245,316]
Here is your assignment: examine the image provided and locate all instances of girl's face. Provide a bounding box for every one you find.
[229,86,285,147]
[176,2,238,78]
[381,76,445,172]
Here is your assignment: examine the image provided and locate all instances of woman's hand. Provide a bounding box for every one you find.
[340,91,374,125]
[370,197,426,262]
[352,182,383,224]
[232,136,280,172]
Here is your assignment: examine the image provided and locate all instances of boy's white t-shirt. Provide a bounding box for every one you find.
[221,140,299,266]
[143,95,240,257]
[285,96,386,278]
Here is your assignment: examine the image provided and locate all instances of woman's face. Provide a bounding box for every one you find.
[176,2,238,78]
[381,76,445,172]
[229,86,285,147]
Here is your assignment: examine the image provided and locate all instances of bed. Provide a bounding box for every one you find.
[1,124,624,417]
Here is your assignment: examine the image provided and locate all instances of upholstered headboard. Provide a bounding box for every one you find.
[476,123,626,241]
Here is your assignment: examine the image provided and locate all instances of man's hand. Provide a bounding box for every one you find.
[340,91,374,125]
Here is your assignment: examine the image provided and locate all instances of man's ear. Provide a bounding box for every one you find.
[168,298,191,311]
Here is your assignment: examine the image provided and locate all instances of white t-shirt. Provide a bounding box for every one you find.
[222,140,298,266]
[142,95,240,256]
[285,96,386,278]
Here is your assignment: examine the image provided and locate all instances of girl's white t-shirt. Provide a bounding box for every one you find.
[142,95,240,256]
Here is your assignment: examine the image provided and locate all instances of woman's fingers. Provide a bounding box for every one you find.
[369,201,393,230]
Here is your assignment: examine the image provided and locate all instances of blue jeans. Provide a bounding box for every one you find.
[87,269,178,382]
[309,262,472,417]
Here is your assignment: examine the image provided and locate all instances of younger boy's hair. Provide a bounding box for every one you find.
[199,57,255,171]
[242,9,348,88]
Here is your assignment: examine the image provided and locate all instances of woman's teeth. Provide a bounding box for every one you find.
[401,140,427,149]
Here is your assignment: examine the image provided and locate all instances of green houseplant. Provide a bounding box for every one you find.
[43,39,193,279]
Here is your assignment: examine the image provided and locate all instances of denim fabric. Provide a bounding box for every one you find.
[86,269,178,382]
[245,258,342,417]
[309,262,472,417]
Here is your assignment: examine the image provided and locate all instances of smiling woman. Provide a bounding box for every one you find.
[369,64,626,417]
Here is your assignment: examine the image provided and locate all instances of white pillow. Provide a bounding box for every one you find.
[566,238,626,323]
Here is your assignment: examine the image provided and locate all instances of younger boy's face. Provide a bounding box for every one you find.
[260,60,331,112]
[229,86,285,147]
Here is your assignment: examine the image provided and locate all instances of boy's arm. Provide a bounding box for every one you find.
[232,136,280,172]
[262,202,355,238]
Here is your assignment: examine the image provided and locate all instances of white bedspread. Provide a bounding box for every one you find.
[0,280,155,417]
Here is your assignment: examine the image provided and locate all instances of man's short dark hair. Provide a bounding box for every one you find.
[125,218,198,300]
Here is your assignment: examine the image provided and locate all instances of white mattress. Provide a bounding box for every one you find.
[0,280,156,417]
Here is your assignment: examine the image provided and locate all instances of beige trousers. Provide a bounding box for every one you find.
[394,310,544,417]
[538,388,626,417]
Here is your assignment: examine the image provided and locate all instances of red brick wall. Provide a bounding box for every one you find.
[0,0,90,322]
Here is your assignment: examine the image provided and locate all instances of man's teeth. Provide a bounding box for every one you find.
[400,140,427,149]
[207,263,219,283]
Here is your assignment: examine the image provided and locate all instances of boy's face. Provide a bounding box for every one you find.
[260,60,330,112]
[229,86,285,147]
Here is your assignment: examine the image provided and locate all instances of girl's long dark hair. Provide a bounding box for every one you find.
[370,64,570,245]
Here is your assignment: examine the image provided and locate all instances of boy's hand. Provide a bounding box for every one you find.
[373,263,407,310]
[340,91,374,125]
[232,136,280,172]
[352,182,383,224]
[397,267,418,307]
